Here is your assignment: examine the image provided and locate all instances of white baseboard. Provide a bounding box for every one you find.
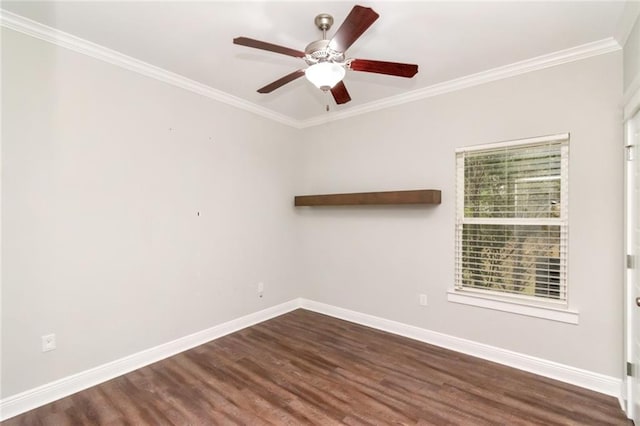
[0,299,301,421]
[619,380,627,412]
[299,299,622,398]
[1,298,623,421]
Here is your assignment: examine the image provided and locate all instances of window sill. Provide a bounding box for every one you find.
[447,290,579,324]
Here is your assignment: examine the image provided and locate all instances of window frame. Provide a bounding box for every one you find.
[449,133,578,324]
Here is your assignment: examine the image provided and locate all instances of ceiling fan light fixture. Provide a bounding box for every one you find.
[305,62,345,91]
[234,5,416,105]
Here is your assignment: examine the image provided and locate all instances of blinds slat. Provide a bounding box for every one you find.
[455,135,569,304]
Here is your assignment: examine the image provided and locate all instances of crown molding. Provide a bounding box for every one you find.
[0,9,300,129]
[1,9,622,130]
[298,37,622,128]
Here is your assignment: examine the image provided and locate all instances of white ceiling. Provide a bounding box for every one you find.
[1,1,631,123]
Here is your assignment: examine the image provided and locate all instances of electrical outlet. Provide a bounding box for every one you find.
[419,294,428,306]
[42,334,56,352]
[257,282,264,298]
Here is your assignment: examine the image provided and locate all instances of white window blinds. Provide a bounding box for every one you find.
[455,134,569,304]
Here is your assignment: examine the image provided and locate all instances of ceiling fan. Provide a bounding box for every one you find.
[233,5,419,105]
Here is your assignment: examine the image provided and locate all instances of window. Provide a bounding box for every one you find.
[451,133,574,322]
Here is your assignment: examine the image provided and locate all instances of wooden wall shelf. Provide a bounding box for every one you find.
[294,189,441,207]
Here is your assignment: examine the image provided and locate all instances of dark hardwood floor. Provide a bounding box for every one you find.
[2,309,630,425]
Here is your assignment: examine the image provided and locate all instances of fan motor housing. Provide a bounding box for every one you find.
[304,39,345,65]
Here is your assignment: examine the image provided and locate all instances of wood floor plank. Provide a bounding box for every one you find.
[1,309,631,425]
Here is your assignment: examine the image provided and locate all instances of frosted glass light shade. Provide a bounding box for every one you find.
[305,62,346,90]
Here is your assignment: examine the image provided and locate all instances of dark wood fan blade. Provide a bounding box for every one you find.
[350,59,418,78]
[257,69,305,93]
[328,6,379,53]
[233,37,305,58]
[330,81,351,104]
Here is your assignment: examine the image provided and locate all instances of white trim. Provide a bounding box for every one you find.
[0,9,621,130]
[623,102,640,421]
[0,299,302,421]
[450,286,569,309]
[0,10,300,129]
[455,135,570,312]
[299,299,617,397]
[447,290,579,324]
[455,132,569,153]
[298,40,620,129]
[0,298,620,420]
[625,85,640,121]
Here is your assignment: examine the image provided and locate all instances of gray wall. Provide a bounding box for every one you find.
[0,25,626,399]
[1,28,302,397]
[297,52,623,377]
[624,11,640,93]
